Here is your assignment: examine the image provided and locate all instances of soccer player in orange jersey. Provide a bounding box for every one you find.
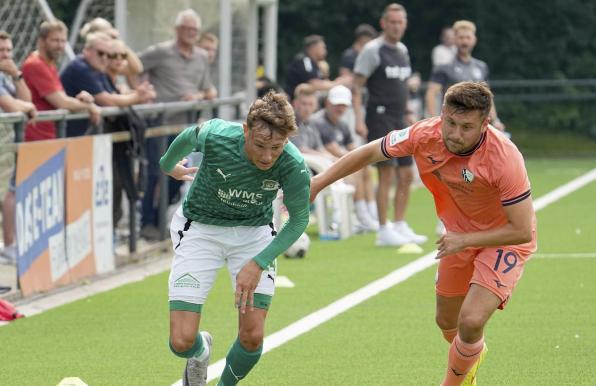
[310,81,537,385]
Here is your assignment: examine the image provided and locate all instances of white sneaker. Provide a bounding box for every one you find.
[376,225,410,246]
[356,212,379,232]
[183,331,213,386]
[393,221,428,244]
[0,245,16,265]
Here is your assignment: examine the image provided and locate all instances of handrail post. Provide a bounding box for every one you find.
[14,117,25,143]
[57,118,67,138]
[128,154,138,254]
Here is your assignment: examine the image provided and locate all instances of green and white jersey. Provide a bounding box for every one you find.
[160,118,311,268]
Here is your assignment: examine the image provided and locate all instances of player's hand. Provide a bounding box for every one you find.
[435,232,468,259]
[235,260,263,314]
[309,175,322,203]
[167,159,198,181]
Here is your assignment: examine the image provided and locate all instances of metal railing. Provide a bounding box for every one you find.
[0,96,245,258]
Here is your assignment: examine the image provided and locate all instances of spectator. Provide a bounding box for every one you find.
[80,17,119,40]
[197,32,219,95]
[105,39,147,94]
[311,85,378,232]
[339,24,377,77]
[284,35,350,100]
[139,8,216,105]
[102,38,156,228]
[79,18,143,90]
[22,19,100,141]
[425,20,505,131]
[289,83,333,160]
[0,32,36,119]
[431,27,456,66]
[352,3,427,246]
[60,32,154,137]
[0,31,37,264]
[197,32,218,65]
[337,24,378,212]
[138,8,215,240]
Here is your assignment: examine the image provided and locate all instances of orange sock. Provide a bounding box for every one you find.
[441,327,458,343]
[441,334,484,386]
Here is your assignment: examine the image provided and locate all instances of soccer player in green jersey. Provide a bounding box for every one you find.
[160,91,311,385]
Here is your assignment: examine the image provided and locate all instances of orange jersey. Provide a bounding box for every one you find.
[382,117,536,252]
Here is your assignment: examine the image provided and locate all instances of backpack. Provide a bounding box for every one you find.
[0,299,24,321]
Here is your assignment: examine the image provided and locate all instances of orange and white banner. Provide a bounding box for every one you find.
[15,135,113,296]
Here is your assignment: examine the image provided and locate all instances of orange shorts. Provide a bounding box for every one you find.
[435,246,532,309]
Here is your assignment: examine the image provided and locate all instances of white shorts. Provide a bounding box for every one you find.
[168,206,277,306]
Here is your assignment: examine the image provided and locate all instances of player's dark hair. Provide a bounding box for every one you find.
[247,90,297,137]
[443,81,493,118]
[0,31,11,40]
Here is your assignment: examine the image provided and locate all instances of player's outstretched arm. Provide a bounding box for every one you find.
[310,139,387,202]
[159,125,202,178]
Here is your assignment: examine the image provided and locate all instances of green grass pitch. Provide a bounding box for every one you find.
[1,158,595,385]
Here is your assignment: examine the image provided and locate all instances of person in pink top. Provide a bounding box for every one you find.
[21,19,100,141]
[310,81,537,386]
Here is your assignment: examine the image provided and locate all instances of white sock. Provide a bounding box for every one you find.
[355,200,371,223]
[367,201,379,221]
[194,333,210,361]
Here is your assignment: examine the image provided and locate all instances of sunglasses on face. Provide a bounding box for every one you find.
[95,49,108,58]
[107,52,128,60]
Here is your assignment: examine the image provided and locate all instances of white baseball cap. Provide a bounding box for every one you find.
[327,85,352,106]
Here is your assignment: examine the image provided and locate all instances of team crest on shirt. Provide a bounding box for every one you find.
[462,168,474,183]
[261,179,280,191]
[389,127,410,146]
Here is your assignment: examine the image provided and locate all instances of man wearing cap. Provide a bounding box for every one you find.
[310,85,378,231]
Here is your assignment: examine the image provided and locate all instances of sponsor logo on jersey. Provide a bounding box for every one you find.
[261,179,280,191]
[472,67,483,80]
[462,168,474,183]
[218,188,264,206]
[216,168,232,181]
[384,65,411,81]
[389,127,410,146]
[174,273,200,288]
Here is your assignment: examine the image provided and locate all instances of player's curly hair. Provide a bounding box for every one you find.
[246,90,298,137]
[443,81,493,119]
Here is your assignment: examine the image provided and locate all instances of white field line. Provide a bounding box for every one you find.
[170,167,596,385]
[533,252,596,259]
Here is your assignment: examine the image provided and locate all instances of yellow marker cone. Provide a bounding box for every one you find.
[396,243,424,254]
[57,377,88,386]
